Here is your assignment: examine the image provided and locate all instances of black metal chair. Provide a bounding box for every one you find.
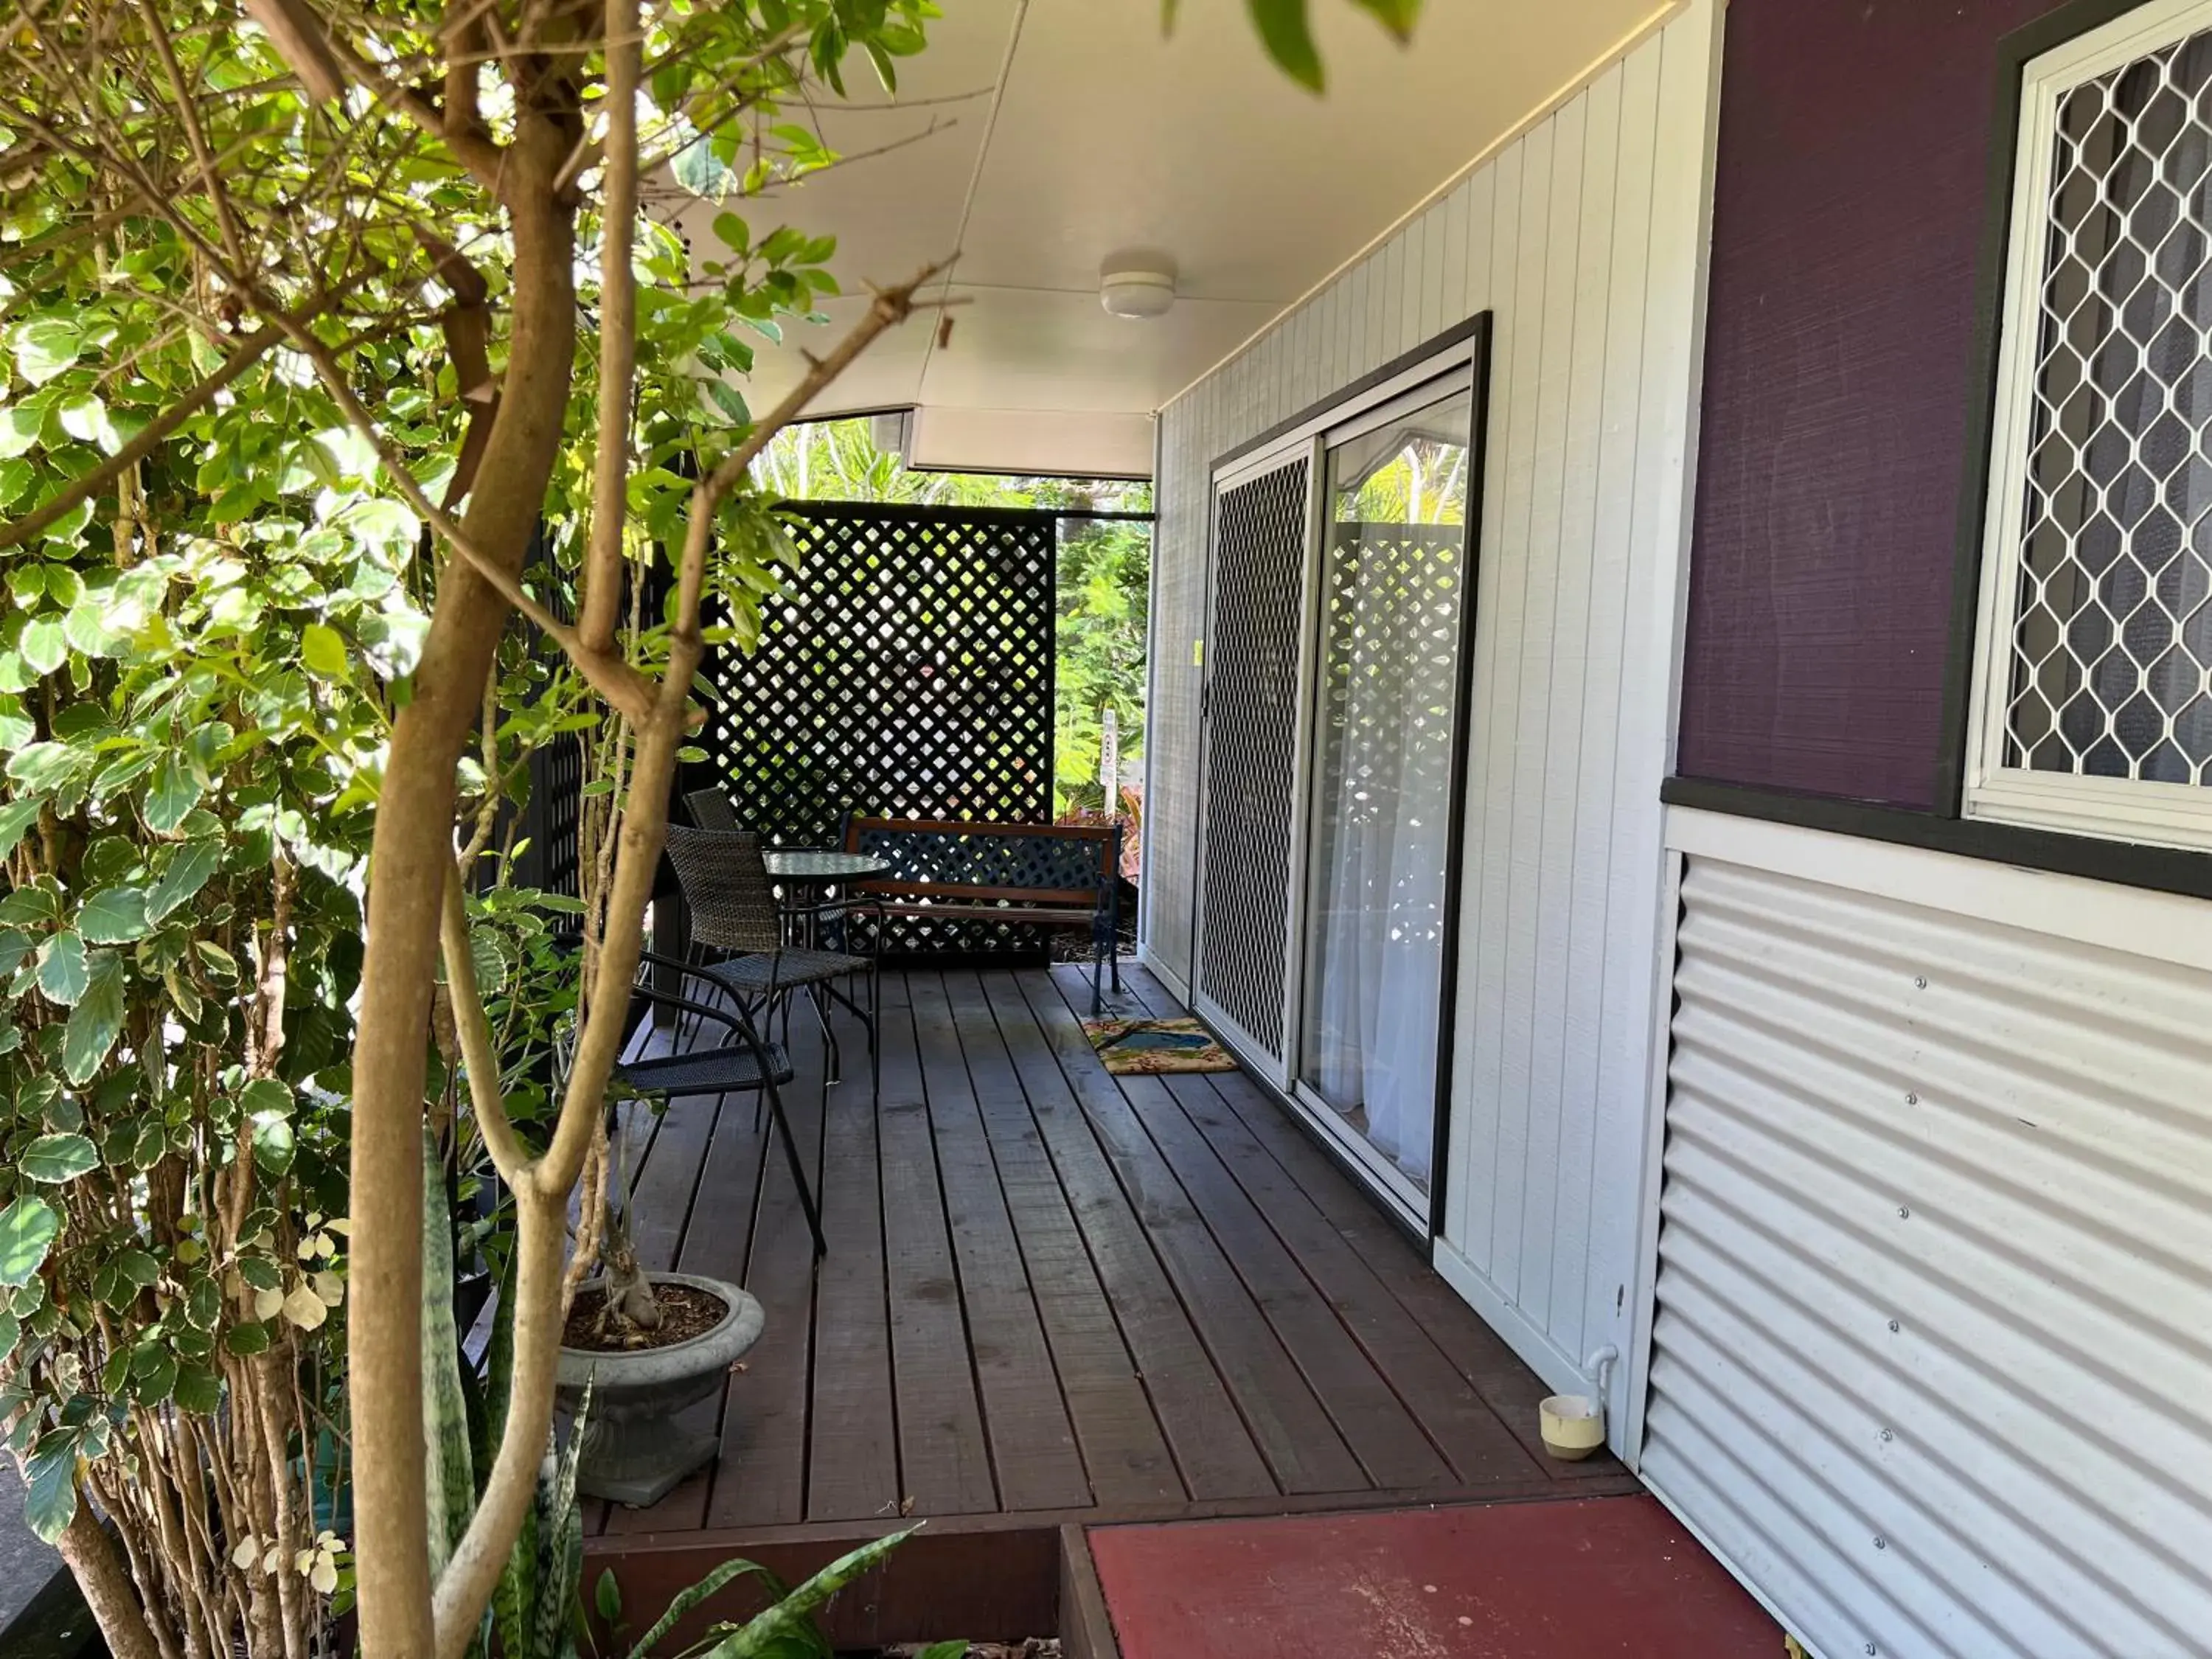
[662,818,881,1107]
[564,945,827,1257]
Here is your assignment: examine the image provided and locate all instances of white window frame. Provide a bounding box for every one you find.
[1965,0,2212,850]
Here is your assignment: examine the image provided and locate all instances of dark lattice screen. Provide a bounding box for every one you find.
[1197,459,1310,1059]
[512,527,584,898]
[689,503,1057,955]
[698,502,1054,844]
[1310,522,1468,875]
[1299,520,1468,1079]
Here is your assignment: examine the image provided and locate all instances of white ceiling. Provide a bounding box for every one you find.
[676,0,1663,476]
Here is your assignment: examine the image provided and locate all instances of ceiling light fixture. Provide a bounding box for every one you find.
[1099,251,1177,320]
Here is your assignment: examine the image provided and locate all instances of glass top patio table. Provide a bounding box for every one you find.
[762,849,889,883]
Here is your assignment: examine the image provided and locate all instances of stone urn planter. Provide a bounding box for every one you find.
[556,1271,765,1506]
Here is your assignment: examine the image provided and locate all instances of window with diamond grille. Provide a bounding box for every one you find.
[1197,457,1311,1060]
[692,502,1057,953]
[1971,3,2212,846]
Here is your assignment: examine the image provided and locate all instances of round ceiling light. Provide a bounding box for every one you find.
[1099,252,1177,319]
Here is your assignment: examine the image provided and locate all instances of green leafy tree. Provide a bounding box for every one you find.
[0,265,421,1649]
[1,5,942,1655]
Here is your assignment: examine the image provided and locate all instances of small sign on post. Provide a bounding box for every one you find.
[1101,706,1120,818]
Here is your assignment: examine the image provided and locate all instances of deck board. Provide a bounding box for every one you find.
[945,973,1181,1509]
[1015,972,1366,1495]
[577,962,1627,1540]
[1044,973,1488,1490]
[807,998,900,1522]
[976,973,1273,1503]
[905,974,1089,1513]
[875,987,999,1517]
[1111,962,1625,1481]
[703,1009,830,1529]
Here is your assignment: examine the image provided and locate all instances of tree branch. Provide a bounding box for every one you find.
[706,259,949,505]
[441,3,482,144]
[577,0,640,655]
[282,324,660,726]
[138,0,251,274]
[437,867,528,1186]
[244,0,506,185]
[417,230,500,509]
[241,0,346,100]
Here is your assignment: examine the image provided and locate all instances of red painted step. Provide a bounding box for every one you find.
[1087,1494,1779,1658]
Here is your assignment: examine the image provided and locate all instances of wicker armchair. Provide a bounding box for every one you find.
[662,819,880,1106]
[681,788,876,950]
[682,788,743,832]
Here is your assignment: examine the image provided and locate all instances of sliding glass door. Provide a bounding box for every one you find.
[1194,327,1488,1232]
[1294,380,1476,1211]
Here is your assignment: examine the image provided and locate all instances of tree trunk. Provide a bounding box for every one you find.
[347,115,579,1659]
[56,1507,162,1659]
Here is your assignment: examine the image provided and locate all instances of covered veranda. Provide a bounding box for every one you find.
[579,962,1638,1648]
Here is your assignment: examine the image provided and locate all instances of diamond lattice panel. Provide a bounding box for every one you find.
[2008,28,2212,784]
[1198,458,1310,1062]
[698,503,1056,955]
[1306,521,1467,942]
[514,527,584,898]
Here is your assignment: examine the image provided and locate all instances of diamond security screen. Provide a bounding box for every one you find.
[2001,24,2212,785]
[1197,457,1310,1061]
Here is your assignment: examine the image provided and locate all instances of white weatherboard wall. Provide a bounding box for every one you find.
[1641,810,2212,1659]
[1141,0,1721,1426]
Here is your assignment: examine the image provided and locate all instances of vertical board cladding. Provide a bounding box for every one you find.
[1677,0,2075,807]
[1146,0,1720,1414]
[1644,813,2212,1659]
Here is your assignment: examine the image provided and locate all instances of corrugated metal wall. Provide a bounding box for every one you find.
[1145,0,1722,1411]
[1643,814,2212,1659]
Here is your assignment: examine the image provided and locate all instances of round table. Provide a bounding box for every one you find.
[763,849,889,947]
[764,849,890,884]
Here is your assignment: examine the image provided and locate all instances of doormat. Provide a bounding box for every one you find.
[1083,1017,1237,1076]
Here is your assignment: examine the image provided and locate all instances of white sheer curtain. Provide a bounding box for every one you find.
[1307,541,1455,1181]
[1298,388,1471,1194]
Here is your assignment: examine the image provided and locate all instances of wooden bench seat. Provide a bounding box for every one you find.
[844,816,1123,1012]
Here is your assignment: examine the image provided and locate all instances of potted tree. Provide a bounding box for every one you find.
[553,1122,765,1506]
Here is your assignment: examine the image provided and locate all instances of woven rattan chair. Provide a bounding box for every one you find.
[662,820,880,1105]
[682,787,742,832]
[682,788,877,950]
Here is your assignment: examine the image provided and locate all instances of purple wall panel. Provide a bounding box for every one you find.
[1677,0,2070,807]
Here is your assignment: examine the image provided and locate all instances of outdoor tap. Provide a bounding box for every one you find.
[1584,1343,1621,1408]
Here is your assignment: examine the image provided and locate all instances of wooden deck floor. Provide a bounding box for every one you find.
[586,961,1630,1543]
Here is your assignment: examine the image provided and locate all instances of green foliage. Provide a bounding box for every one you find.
[1054,517,1150,822]
[0,356,378,1551]
[4,10,929,1607]
[423,1131,477,1583]
[592,1528,932,1659]
[1163,0,1424,92]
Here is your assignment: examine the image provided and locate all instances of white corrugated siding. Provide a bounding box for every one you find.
[1644,821,2212,1659]
[1144,0,1719,1403]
